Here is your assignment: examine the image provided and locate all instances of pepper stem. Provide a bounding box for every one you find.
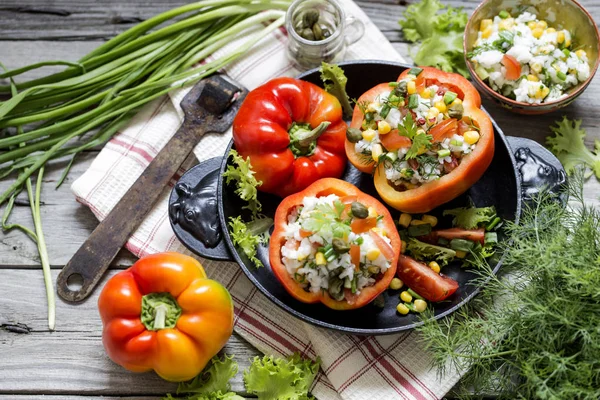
[141,292,182,331]
[289,121,331,157]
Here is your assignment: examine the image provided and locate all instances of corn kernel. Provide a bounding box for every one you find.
[481,27,493,39]
[362,128,376,142]
[463,130,480,145]
[527,74,539,82]
[401,240,407,254]
[414,299,428,313]
[407,80,416,95]
[532,27,544,39]
[297,253,307,261]
[396,303,410,315]
[564,31,572,47]
[455,250,467,258]
[480,19,493,31]
[410,219,426,226]
[389,278,403,290]
[498,18,514,31]
[557,30,565,44]
[398,213,412,228]
[420,89,432,99]
[527,21,537,30]
[368,206,378,219]
[450,98,463,107]
[377,120,392,135]
[367,102,380,113]
[371,227,387,237]
[553,63,561,72]
[366,248,381,261]
[434,101,447,113]
[537,20,548,30]
[422,214,438,227]
[546,27,556,34]
[576,49,587,58]
[429,261,441,274]
[531,62,543,73]
[371,143,383,162]
[400,291,413,302]
[315,252,326,265]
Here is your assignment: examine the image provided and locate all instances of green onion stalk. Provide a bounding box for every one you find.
[0,0,291,330]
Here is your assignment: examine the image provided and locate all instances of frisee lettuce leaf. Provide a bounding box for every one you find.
[546,116,600,179]
[320,62,353,119]
[244,353,321,400]
[223,149,262,217]
[229,215,272,268]
[406,238,456,265]
[399,0,469,77]
[443,205,497,229]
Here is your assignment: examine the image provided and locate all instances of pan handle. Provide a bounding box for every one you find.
[168,157,233,261]
[506,136,567,203]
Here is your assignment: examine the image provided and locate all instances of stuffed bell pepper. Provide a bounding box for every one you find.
[269,178,401,310]
[98,253,234,382]
[346,67,494,213]
[233,77,348,198]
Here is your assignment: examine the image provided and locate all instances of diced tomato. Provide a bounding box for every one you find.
[408,159,419,170]
[396,255,459,302]
[436,227,485,244]
[415,74,426,94]
[299,229,313,238]
[457,119,470,135]
[351,217,378,233]
[443,157,459,173]
[344,288,360,305]
[350,244,361,271]
[430,118,458,142]
[368,230,395,261]
[501,54,521,81]
[380,129,411,151]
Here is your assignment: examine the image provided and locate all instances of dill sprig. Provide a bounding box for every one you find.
[417,170,600,399]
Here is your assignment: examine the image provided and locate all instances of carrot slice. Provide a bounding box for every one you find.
[299,229,313,238]
[350,244,361,271]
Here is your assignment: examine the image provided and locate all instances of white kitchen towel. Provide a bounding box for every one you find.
[72,1,461,399]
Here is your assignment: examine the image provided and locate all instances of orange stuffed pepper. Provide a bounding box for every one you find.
[269,178,401,310]
[345,67,494,213]
[98,253,234,382]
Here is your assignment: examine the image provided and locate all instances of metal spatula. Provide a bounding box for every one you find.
[57,75,248,302]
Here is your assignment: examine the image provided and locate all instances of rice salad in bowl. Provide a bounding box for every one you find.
[469,10,590,104]
[281,194,394,301]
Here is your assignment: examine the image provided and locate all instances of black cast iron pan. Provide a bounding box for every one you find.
[168,60,566,335]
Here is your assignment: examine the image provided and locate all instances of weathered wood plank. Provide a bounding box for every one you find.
[0,269,261,395]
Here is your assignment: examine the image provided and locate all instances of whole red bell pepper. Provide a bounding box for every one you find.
[346,67,494,213]
[269,178,402,310]
[98,252,234,382]
[232,77,347,198]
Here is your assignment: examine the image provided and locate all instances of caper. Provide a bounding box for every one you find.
[394,80,408,96]
[328,277,345,300]
[346,127,363,143]
[332,238,351,254]
[322,28,331,38]
[367,265,380,274]
[351,201,369,219]
[300,28,315,41]
[448,102,464,119]
[312,23,323,41]
[301,9,320,28]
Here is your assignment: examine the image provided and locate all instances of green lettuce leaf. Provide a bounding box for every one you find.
[443,205,497,229]
[222,149,262,217]
[406,238,456,266]
[546,116,600,179]
[228,215,272,268]
[399,0,469,77]
[320,62,353,119]
[244,353,320,400]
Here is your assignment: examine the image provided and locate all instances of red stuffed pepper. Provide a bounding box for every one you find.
[233,77,348,198]
[269,178,401,310]
[346,67,494,213]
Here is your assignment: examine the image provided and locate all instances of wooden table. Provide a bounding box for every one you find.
[1,1,599,398]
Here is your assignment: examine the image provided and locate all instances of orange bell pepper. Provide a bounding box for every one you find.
[372,67,494,213]
[98,252,234,382]
[269,178,401,310]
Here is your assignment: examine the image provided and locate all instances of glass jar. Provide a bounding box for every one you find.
[285,0,365,70]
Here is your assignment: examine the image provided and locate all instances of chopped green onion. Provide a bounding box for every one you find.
[408,94,419,109]
[557,71,567,81]
[562,49,571,58]
[450,139,463,146]
[443,91,457,105]
[365,112,374,122]
[380,103,391,119]
[437,149,451,158]
[407,288,424,300]
[388,94,400,104]
[355,236,364,245]
[484,232,498,244]
[388,82,399,87]
[486,216,502,231]
[499,10,510,19]
[408,67,423,76]
[351,276,358,293]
